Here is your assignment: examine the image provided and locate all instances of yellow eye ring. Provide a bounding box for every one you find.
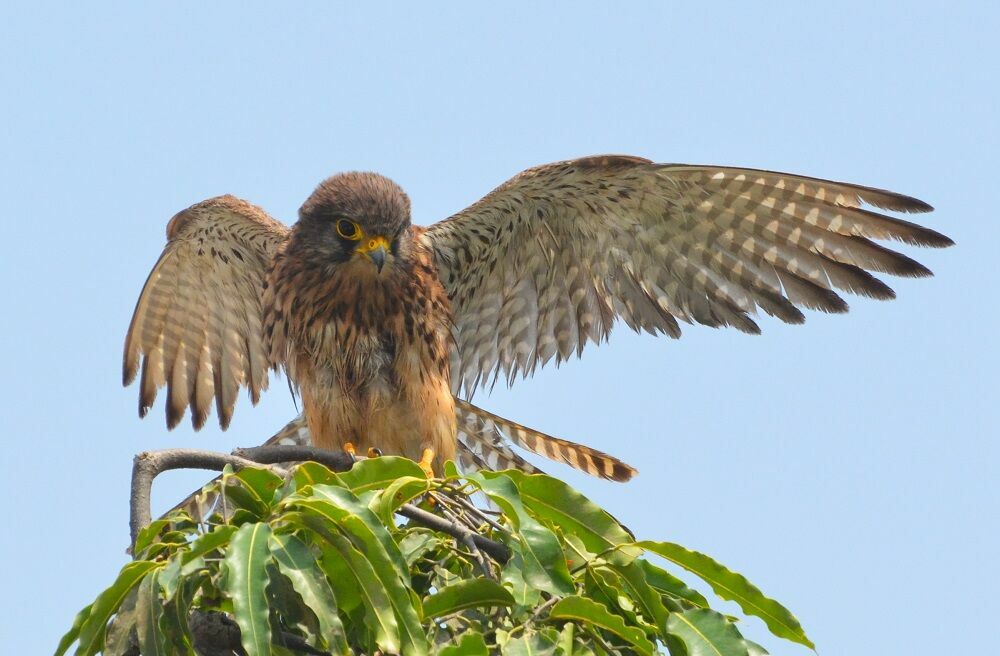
[336,219,362,240]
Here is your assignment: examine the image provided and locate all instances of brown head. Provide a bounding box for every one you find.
[292,172,413,275]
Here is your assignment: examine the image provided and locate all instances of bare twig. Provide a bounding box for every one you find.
[129,449,283,547]
[396,503,510,564]
[444,490,509,533]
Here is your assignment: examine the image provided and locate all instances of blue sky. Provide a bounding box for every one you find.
[1,3,996,654]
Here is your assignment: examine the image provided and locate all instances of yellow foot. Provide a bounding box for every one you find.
[418,448,435,478]
[367,447,383,458]
[343,442,357,459]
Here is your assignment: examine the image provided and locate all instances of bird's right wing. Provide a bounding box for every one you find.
[123,195,290,430]
[424,156,953,396]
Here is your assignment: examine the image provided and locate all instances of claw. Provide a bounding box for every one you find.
[367,447,383,458]
[344,442,357,460]
[418,448,435,478]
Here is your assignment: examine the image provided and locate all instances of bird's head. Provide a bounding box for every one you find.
[294,172,412,275]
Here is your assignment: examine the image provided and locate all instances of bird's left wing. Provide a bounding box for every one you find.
[123,195,290,429]
[423,155,952,395]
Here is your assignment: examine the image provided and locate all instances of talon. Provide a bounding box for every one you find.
[344,442,357,460]
[367,447,383,458]
[418,448,435,478]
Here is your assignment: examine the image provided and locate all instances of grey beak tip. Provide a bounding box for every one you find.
[370,247,387,273]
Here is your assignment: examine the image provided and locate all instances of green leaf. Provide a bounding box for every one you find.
[439,630,488,656]
[161,576,199,656]
[398,529,440,567]
[291,461,344,489]
[466,472,574,598]
[548,595,655,656]
[223,467,283,517]
[54,603,92,656]
[314,527,401,654]
[337,456,427,494]
[132,519,171,557]
[423,578,515,619]
[638,541,813,649]
[487,470,638,563]
[373,475,430,524]
[135,569,169,656]
[290,490,428,655]
[290,484,410,582]
[269,533,350,654]
[500,629,560,656]
[745,639,769,656]
[442,459,461,479]
[223,522,274,656]
[590,565,662,633]
[640,559,710,608]
[103,588,138,656]
[75,560,162,656]
[182,525,237,564]
[667,609,750,656]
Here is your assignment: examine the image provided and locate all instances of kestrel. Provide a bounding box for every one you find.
[123,155,951,481]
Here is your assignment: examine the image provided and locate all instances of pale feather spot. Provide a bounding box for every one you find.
[804,207,820,225]
[711,171,726,180]
[829,215,843,231]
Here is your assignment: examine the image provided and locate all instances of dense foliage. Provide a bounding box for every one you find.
[57,457,813,655]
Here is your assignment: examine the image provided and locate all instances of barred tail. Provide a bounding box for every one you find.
[457,408,546,475]
[455,399,637,482]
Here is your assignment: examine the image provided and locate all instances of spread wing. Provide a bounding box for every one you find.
[123,195,290,429]
[424,155,953,394]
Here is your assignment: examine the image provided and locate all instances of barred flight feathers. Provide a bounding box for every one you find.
[424,156,952,396]
[123,195,289,430]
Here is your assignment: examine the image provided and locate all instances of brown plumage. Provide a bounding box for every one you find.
[124,156,952,482]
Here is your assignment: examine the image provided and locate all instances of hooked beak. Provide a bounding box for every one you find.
[357,235,390,273]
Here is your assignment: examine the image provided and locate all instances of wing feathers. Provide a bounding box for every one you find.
[123,195,289,429]
[426,157,951,394]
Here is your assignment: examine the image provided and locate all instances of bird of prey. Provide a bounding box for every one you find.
[123,155,951,481]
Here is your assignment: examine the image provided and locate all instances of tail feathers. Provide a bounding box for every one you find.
[457,415,546,475]
[455,399,637,482]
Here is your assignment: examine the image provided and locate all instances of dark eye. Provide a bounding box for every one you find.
[336,219,361,240]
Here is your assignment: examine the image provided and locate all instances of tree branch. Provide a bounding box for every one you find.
[129,446,510,563]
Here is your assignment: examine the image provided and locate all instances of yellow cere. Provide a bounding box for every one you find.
[357,234,391,254]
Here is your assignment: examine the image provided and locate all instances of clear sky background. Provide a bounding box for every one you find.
[1,3,996,654]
